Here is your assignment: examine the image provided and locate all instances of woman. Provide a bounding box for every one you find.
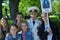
[37,13,58,40]
[15,12,24,32]
[0,17,9,40]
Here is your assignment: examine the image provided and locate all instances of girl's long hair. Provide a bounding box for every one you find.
[0,21,4,38]
[0,17,9,34]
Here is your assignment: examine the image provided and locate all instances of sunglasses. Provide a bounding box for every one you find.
[29,9,38,13]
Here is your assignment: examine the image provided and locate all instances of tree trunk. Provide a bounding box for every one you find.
[9,0,20,19]
[0,0,2,19]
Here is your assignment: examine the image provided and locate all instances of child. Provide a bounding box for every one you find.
[5,24,21,40]
[27,6,41,40]
[18,21,34,40]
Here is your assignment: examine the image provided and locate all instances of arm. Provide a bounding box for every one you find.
[5,36,9,40]
[31,32,34,40]
[6,33,9,38]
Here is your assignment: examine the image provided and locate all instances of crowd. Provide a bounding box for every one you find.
[0,6,59,40]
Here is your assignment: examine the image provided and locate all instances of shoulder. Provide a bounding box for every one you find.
[27,19,31,23]
[36,19,42,23]
[27,30,33,35]
[16,34,21,38]
[18,31,22,34]
[8,34,12,38]
[5,34,12,40]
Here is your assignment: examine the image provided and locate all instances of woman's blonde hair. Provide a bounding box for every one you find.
[21,21,28,26]
[0,17,9,33]
[0,21,4,38]
[21,21,29,30]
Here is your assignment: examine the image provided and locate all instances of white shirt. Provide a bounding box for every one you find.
[27,18,41,30]
[27,18,41,40]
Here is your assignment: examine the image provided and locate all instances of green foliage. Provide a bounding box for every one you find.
[2,0,10,17]
[52,0,60,14]
[18,0,60,16]
[2,6,10,16]
[18,0,41,16]
[50,17,60,32]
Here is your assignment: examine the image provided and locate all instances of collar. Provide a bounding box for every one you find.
[30,18,38,22]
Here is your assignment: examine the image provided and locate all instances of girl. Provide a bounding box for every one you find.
[18,21,34,40]
[5,24,21,40]
[15,12,23,32]
[0,17,9,40]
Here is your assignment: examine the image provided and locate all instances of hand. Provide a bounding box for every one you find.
[6,33,9,37]
[47,27,52,33]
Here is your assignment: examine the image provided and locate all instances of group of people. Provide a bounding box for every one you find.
[0,6,59,40]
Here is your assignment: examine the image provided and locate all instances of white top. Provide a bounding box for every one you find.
[27,18,41,30]
[27,18,41,40]
[18,31,22,34]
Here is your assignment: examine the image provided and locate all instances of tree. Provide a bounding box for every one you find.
[18,0,41,16]
[0,0,2,19]
[9,0,20,19]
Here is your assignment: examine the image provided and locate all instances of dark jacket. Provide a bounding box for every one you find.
[37,20,59,40]
[1,27,9,40]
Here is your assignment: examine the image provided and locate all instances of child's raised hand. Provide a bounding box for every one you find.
[6,33,9,37]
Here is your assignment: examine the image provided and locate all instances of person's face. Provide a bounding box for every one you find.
[30,12,37,20]
[21,23,28,32]
[1,19,7,27]
[41,14,47,22]
[10,26,17,35]
[16,14,23,22]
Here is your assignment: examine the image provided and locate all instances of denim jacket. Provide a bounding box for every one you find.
[18,30,34,40]
[5,33,22,40]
